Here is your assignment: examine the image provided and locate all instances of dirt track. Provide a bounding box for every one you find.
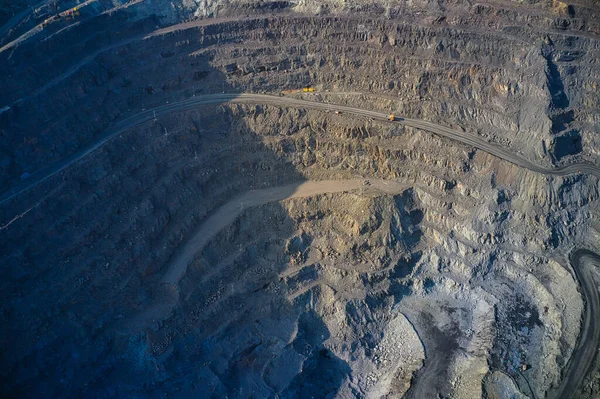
[2,93,599,207]
[127,178,405,333]
[551,250,600,399]
[1,92,598,398]
[162,179,406,284]
[3,3,600,396]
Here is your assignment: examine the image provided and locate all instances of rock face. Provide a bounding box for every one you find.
[1,1,600,398]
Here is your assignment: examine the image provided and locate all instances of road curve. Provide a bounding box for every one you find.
[2,92,599,207]
[551,249,600,399]
[1,91,598,396]
[162,179,406,284]
[127,178,405,332]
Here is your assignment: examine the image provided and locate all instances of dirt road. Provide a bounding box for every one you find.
[156,176,600,399]
[127,178,404,332]
[550,250,600,399]
[2,92,599,207]
[1,92,598,398]
[162,179,405,284]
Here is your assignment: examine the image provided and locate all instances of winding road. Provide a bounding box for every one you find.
[2,92,600,207]
[551,250,600,399]
[162,179,406,284]
[128,178,406,332]
[1,92,599,398]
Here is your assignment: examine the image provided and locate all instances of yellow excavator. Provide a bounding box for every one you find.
[388,113,396,121]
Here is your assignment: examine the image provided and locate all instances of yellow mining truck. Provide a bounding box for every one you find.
[282,87,315,95]
[388,113,396,121]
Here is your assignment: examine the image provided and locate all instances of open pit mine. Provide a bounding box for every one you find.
[1,0,600,398]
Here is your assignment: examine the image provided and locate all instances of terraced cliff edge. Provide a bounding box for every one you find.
[1,1,600,398]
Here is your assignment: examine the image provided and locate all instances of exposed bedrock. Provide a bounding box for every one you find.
[1,1,600,398]
[1,101,597,397]
[2,4,600,191]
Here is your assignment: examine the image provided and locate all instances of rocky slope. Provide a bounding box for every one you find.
[1,1,600,398]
